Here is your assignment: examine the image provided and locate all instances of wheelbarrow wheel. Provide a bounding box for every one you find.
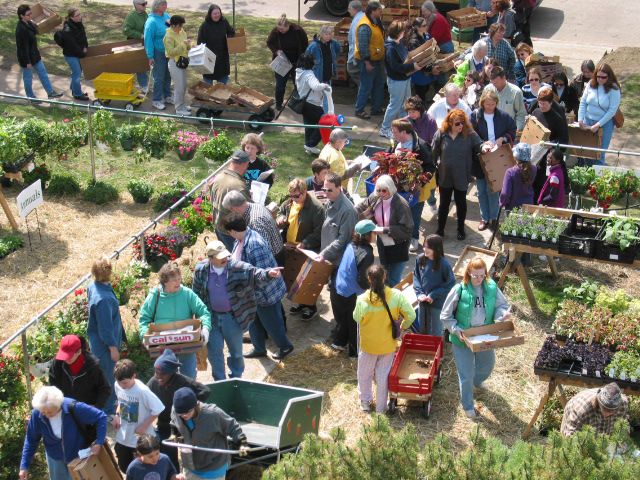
[124,102,135,111]
[92,99,103,107]
[421,399,432,419]
[387,397,397,415]
[248,114,264,132]
[261,107,276,122]
[435,365,442,385]
[196,107,214,125]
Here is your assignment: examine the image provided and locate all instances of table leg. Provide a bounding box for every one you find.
[522,380,557,439]
[516,261,539,311]
[498,249,517,289]
[557,384,569,407]
[547,255,558,278]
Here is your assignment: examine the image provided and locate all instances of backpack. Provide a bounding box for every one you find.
[53,30,65,48]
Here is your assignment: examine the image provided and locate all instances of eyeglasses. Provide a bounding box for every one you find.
[375,188,388,193]
[597,75,608,79]
[290,192,304,199]
[554,82,565,87]
[453,121,464,127]
[470,273,485,279]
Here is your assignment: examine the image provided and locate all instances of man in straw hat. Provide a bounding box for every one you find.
[192,240,284,381]
[560,382,629,436]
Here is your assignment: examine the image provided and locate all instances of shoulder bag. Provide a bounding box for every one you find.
[613,108,624,128]
[288,84,310,114]
[381,294,401,340]
[176,56,190,69]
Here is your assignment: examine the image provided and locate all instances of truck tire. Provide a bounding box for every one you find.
[323,0,349,16]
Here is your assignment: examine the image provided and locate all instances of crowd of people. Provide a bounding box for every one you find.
[12,0,633,477]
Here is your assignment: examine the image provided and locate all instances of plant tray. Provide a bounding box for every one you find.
[447,7,487,29]
[499,233,530,246]
[461,321,524,352]
[528,238,559,250]
[594,223,640,264]
[230,86,275,111]
[434,52,459,72]
[405,38,439,68]
[452,245,499,279]
[538,63,564,84]
[558,214,604,258]
[93,72,135,97]
[524,54,561,67]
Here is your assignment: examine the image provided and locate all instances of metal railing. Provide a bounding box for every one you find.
[540,141,640,159]
[0,160,230,399]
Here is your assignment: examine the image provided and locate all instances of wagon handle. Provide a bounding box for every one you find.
[161,440,268,455]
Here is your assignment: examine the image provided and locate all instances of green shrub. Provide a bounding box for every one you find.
[0,402,30,480]
[92,110,118,147]
[127,179,155,204]
[21,163,51,188]
[199,130,234,164]
[122,327,155,383]
[0,234,24,259]
[20,118,50,158]
[0,353,27,408]
[47,173,81,196]
[83,180,119,204]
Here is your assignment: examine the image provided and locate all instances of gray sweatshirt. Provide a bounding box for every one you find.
[320,192,358,265]
[440,282,509,334]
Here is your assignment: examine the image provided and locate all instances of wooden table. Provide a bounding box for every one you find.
[523,373,640,439]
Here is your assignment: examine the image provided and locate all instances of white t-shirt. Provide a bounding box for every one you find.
[49,411,62,439]
[484,113,496,142]
[115,379,165,448]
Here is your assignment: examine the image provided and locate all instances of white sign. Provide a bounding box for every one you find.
[16,179,43,220]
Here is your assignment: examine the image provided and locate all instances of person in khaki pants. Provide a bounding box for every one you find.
[163,14,191,116]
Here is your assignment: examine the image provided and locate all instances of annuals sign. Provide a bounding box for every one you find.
[16,179,43,219]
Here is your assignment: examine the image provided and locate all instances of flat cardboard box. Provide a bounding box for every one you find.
[461,321,524,352]
[80,40,148,80]
[68,443,122,480]
[520,115,551,146]
[143,319,202,349]
[31,3,61,34]
[283,246,309,291]
[480,143,516,193]
[393,272,417,309]
[227,27,247,54]
[568,123,603,160]
[397,350,436,385]
[453,246,499,278]
[405,38,438,65]
[287,250,333,305]
[230,86,274,111]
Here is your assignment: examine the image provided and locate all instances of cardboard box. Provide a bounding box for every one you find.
[461,321,524,352]
[189,44,216,74]
[68,443,122,480]
[520,115,551,146]
[143,319,204,358]
[453,246,500,278]
[525,54,561,67]
[283,246,309,291]
[287,250,333,305]
[480,143,516,193]
[393,272,417,309]
[568,123,603,160]
[80,40,148,80]
[227,27,247,54]
[31,3,61,34]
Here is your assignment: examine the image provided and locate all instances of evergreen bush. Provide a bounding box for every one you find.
[47,173,82,196]
[83,180,119,204]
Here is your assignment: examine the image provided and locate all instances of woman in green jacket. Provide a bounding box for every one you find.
[122,0,149,89]
[440,257,510,419]
[163,15,191,116]
[139,263,211,379]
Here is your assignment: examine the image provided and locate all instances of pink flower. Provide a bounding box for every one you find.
[171,219,178,226]
[193,197,203,206]
[63,118,70,123]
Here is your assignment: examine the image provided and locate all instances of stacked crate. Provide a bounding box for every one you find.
[381,0,422,27]
[333,18,352,85]
[525,54,564,84]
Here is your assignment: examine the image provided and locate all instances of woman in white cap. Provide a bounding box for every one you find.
[499,142,536,212]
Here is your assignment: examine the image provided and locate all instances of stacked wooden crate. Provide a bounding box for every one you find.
[447,7,487,29]
[333,18,352,85]
[525,54,564,84]
[381,0,421,27]
[405,37,440,70]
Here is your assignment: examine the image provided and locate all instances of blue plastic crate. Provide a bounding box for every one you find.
[365,174,419,207]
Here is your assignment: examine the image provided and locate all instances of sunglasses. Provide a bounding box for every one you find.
[554,82,565,87]
[290,192,304,199]
[453,121,464,127]
[597,75,608,79]
[376,188,388,193]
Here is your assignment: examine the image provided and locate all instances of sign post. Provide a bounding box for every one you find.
[16,179,44,249]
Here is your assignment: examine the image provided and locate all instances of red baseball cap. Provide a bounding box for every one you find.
[55,335,82,361]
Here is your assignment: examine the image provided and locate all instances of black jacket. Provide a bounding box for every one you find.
[266,24,308,63]
[384,39,414,80]
[147,372,210,430]
[16,20,41,68]
[552,83,580,116]
[48,351,111,409]
[470,107,517,179]
[61,19,88,58]
[197,17,234,81]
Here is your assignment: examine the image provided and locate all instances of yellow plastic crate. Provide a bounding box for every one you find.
[93,73,135,97]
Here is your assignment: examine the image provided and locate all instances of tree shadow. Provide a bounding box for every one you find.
[0,228,70,277]
[530,6,565,39]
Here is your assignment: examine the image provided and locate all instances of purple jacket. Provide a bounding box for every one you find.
[500,164,537,209]
[538,164,566,208]
[404,113,438,146]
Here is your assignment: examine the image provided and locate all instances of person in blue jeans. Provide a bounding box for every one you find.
[441,257,511,419]
[223,214,294,361]
[60,8,89,100]
[87,257,123,416]
[413,234,455,335]
[144,0,172,110]
[192,240,284,381]
[16,4,63,100]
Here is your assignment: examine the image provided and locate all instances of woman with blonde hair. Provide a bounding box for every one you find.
[522,65,551,112]
[440,258,511,418]
[432,109,482,240]
[87,256,122,416]
[138,262,211,379]
[514,42,533,87]
[241,132,274,187]
[319,128,363,190]
[353,265,415,413]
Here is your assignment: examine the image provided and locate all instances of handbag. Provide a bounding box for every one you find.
[176,56,190,69]
[382,296,402,340]
[613,108,624,128]
[288,86,310,114]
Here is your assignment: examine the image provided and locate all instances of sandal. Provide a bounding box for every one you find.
[355,110,371,119]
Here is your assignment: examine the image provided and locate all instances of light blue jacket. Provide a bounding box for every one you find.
[578,84,621,126]
[306,36,342,82]
[347,11,364,64]
[143,12,170,58]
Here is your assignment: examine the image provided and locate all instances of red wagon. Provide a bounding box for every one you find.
[387,333,444,418]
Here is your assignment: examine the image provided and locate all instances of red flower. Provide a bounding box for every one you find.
[74,288,85,296]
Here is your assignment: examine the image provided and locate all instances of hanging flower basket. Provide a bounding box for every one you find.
[177,148,196,161]
[147,254,169,273]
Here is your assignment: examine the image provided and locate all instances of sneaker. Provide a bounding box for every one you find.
[73,93,90,101]
[272,346,294,360]
[243,349,267,359]
[409,238,420,253]
[176,108,191,116]
[242,333,252,344]
[164,96,175,105]
[379,128,392,139]
[360,401,371,412]
[48,91,63,99]
[429,203,438,214]
[330,343,346,352]
[275,103,283,111]
[289,304,304,315]
[304,145,321,155]
[152,101,166,110]
[475,382,489,390]
[301,306,318,321]
[457,230,466,241]
[464,408,478,419]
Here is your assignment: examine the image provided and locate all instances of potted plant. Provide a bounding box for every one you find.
[171,130,208,161]
[170,196,213,237]
[127,179,155,204]
[92,110,118,149]
[199,130,234,165]
[111,270,137,306]
[133,232,178,272]
[164,225,195,255]
[118,123,143,151]
[22,163,51,188]
[588,171,623,209]
[567,166,596,195]
[20,118,50,159]
[142,117,176,159]
[366,149,431,206]
[0,122,30,173]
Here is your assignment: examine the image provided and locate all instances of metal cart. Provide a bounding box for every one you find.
[387,333,444,418]
[91,72,144,111]
[165,379,324,470]
[188,81,276,131]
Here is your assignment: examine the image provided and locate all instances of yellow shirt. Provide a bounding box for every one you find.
[163,28,188,61]
[286,201,302,244]
[319,143,349,189]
